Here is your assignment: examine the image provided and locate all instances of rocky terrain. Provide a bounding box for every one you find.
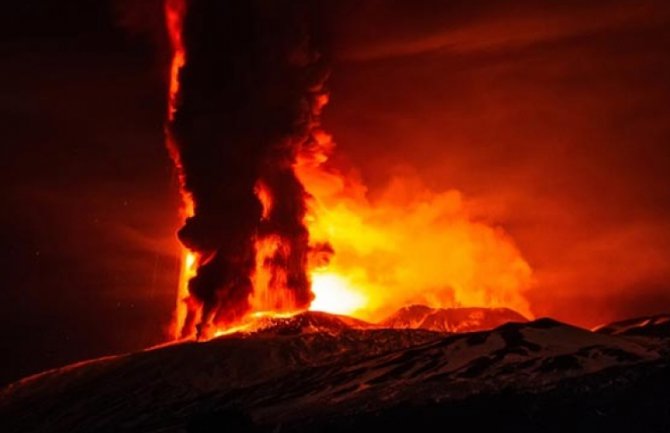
[2,307,669,432]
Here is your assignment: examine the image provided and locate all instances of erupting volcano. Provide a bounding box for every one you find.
[165,0,532,340]
[166,0,328,338]
[4,1,670,432]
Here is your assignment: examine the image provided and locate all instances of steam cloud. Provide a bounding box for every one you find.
[168,0,329,336]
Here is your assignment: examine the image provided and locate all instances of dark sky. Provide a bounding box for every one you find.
[2,0,670,385]
[1,0,179,385]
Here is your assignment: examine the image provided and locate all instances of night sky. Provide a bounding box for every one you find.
[3,0,670,385]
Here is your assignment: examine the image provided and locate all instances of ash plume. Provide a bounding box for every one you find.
[168,0,329,337]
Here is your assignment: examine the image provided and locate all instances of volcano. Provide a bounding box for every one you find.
[3,311,670,433]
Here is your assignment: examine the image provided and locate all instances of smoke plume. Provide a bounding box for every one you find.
[168,0,329,337]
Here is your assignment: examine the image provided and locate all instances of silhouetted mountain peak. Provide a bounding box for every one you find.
[381,304,528,332]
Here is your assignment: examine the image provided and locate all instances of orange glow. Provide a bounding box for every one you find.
[165,0,199,339]
[297,125,533,322]
[212,311,302,338]
[165,0,185,122]
[163,0,306,339]
[164,1,532,339]
[255,181,273,221]
[310,271,367,316]
[170,249,198,338]
[250,235,298,313]
[164,0,187,184]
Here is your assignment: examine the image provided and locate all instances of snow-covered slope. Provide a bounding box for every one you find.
[381,304,527,332]
[1,312,667,433]
[249,318,659,423]
[595,313,670,338]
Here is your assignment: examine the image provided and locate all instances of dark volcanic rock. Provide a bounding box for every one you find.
[243,311,372,336]
[2,312,668,433]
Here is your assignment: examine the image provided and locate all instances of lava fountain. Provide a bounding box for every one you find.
[164,0,533,340]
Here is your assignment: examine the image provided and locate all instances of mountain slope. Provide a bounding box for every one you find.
[595,313,670,338]
[2,312,668,433]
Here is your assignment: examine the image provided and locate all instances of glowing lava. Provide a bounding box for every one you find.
[310,271,368,316]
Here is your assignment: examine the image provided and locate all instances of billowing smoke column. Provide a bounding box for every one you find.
[167,0,329,338]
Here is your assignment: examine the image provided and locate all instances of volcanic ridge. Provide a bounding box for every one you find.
[2,306,670,433]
